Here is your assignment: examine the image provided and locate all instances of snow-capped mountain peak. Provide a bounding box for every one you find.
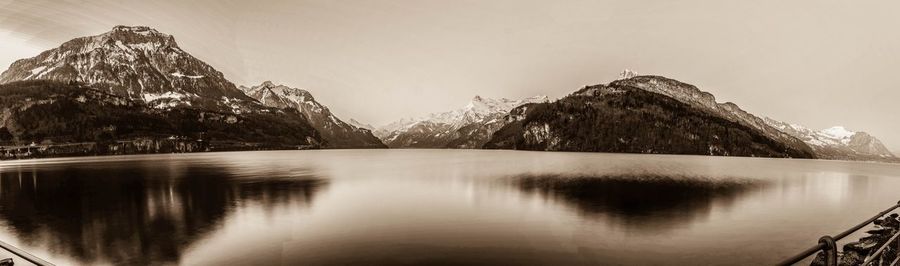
[0,25,253,111]
[259,80,277,87]
[620,69,638,79]
[112,25,164,35]
[763,118,895,160]
[108,25,174,41]
[821,126,855,140]
[348,118,375,130]
[465,96,507,116]
[375,95,549,148]
[465,95,549,115]
[387,95,549,131]
[80,25,179,54]
[240,81,386,148]
[610,75,813,157]
[241,82,317,111]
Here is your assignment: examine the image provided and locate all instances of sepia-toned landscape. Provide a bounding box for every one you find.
[1,1,899,265]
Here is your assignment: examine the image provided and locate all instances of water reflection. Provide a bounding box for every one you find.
[516,174,767,232]
[0,161,326,265]
[0,151,898,265]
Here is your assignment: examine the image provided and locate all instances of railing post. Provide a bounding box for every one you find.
[779,201,900,265]
[819,235,838,266]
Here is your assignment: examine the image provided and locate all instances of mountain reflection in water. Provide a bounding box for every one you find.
[0,150,899,265]
[0,160,326,265]
[515,174,767,232]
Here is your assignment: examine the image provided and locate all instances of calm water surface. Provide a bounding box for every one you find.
[0,150,899,265]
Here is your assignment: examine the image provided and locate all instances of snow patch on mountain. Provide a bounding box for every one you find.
[619,69,638,79]
[26,66,47,79]
[375,95,549,147]
[348,118,375,130]
[763,117,895,160]
[0,25,253,111]
[383,95,549,133]
[142,91,189,102]
[821,126,855,141]
[241,81,385,148]
[612,75,813,157]
[170,72,204,79]
[141,91,197,109]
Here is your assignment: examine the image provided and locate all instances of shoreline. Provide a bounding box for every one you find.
[1,145,897,166]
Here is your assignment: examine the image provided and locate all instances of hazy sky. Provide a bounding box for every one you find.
[1,0,898,152]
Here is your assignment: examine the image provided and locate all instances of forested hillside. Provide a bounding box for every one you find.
[484,84,816,159]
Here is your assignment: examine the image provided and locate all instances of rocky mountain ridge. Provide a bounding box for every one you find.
[0,25,257,112]
[348,118,375,131]
[0,25,893,162]
[763,118,896,161]
[375,95,549,148]
[484,76,817,159]
[239,81,385,148]
[0,26,325,156]
[0,80,321,151]
[610,76,813,156]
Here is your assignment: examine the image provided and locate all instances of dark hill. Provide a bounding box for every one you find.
[0,80,321,153]
[483,83,816,159]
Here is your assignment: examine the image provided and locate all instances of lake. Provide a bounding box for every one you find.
[1,150,899,265]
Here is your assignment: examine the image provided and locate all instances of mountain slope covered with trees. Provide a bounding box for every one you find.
[484,78,817,159]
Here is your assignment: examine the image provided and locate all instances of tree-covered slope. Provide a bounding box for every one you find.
[484,84,816,159]
[0,80,321,148]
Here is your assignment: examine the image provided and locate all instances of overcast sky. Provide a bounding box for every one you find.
[1,0,898,152]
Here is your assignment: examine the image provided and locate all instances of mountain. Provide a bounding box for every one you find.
[0,80,320,149]
[0,25,258,111]
[484,75,817,159]
[763,118,896,161]
[348,118,374,131]
[375,95,549,148]
[610,76,813,155]
[239,81,385,148]
[0,26,323,154]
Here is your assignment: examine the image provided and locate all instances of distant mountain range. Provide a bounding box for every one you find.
[240,81,385,148]
[376,74,895,162]
[762,118,895,160]
[0,25,376,152]
[482,76,817,158]
[375,95,548,148]
[483,75,896,162]
[0,25,894,162]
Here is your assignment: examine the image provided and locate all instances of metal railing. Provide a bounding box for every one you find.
[0,239,53,266]
[778,200,900,266]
